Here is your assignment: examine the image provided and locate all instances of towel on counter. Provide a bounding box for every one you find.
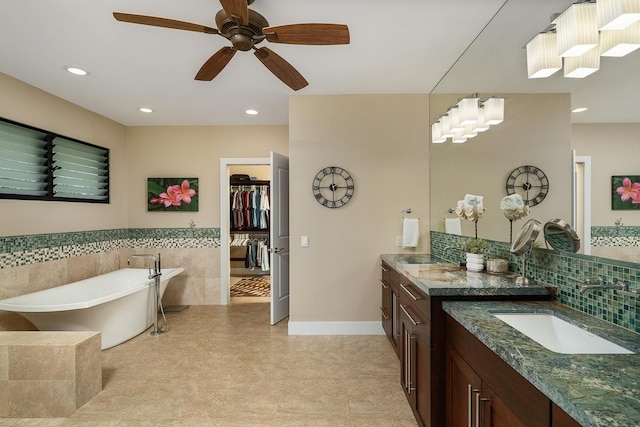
[444,217,462,235]
[402,218,420,248]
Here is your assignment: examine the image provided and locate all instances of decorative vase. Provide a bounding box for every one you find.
[466,253,484,272]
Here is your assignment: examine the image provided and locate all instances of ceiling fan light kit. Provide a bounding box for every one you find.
[113,0,350,91]
[526,0,640,80]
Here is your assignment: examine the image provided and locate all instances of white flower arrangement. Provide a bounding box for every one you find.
[500,194,530,221]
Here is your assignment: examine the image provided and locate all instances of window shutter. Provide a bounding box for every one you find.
[52,137,109,201]
[0,121,49,196]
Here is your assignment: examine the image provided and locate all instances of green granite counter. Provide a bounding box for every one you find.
[381,253,554,297]
[442,300,640,427]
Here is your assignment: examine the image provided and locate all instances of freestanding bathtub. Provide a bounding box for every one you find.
[0,267,184,349]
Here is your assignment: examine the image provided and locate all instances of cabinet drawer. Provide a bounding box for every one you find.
[381,261,392,285]
[399,280,430,320]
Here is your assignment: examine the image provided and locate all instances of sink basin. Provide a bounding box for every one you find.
[493,312,635,354]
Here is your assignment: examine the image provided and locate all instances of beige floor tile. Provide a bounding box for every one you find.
[8,303,416,426]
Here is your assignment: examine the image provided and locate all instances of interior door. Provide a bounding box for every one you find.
[270,152,290,325]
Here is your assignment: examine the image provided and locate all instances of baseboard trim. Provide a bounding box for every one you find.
[288,321,384,335]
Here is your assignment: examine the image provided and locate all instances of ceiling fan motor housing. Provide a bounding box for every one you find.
[215,9,268,51]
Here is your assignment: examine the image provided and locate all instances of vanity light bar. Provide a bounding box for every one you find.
[526,0,640,80]
[431,96,504,144]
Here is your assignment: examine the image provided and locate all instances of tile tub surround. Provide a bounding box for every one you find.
[0,331,102,417]
[0,228,222,331]
[442,300,640,427]
[1,303,418,425]
[431,231,640,334]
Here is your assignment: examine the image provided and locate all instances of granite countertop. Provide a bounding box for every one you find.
[381,253,554,297]
[442,300,640,427]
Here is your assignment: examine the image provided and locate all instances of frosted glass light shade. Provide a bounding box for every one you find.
[526,32,562,78]
[600,21,640,56]
[473,107,490,132]
[431,122,447,143]
[483,98,504,125]
[452,131,467,144]
[457,97,479,125]
[440,115,454,138]
[564,47,600,78]
[448,107,464,132]
[598,0,640,30]
[555,3,599,57]
[462,125,478,139]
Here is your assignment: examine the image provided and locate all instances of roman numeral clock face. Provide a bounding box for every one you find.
[505,165,549,207]
[312,166,354,208]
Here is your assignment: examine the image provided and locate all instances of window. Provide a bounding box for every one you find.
[0,118,109,203]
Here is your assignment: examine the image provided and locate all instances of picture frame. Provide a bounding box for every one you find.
[611,175,640,210]
[147,177,199,211]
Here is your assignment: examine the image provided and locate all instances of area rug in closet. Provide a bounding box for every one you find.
[230,276,271,297]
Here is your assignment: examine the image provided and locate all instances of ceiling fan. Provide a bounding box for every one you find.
[113,0,350,91]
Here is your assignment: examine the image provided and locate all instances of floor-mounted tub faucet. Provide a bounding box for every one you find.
[127,253,163,336]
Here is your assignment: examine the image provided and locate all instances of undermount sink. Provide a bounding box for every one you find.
[493,312,635,354]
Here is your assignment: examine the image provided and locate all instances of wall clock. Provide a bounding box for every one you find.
[505,165,549,207]
[312,166,354,208]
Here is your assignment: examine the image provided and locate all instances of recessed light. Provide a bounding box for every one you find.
[65,67,88,76]
[572,107,588,113]
[139,107,153,113]
[245,109,259,115]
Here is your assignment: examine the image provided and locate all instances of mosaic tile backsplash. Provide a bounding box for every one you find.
[0,228,220,269]
[591,225,640,247]
[431,231,640,334]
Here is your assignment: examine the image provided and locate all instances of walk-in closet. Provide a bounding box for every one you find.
[228,165,271,303]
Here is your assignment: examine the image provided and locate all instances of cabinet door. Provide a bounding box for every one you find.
[414,329,432,427]
[481,383,529,427]
[446,345,482,427]
[400,304,418,407]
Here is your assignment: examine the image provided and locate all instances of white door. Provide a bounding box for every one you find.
[270,152,290,324]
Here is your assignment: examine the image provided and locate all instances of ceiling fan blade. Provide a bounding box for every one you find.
[254,47,308,91]
[195,47,237,81]
[263,24,350,45]
[219,0,249,25]
[113,12,218,34]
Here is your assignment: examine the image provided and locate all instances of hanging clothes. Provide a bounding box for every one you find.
[230,185,270,230]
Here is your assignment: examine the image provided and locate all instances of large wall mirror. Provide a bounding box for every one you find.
[430,0,640,264]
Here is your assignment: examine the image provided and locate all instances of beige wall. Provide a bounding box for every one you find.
[125,126,288,228]
[289,94,430,323]
[572,123,640,227]
[429,93,573,243]
[0,73,128,236]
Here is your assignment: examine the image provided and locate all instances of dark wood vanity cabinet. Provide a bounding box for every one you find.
[445,314,580,427]
[380,262,401,356]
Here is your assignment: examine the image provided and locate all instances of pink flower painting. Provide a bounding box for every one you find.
[612,176,640,210]
[148,178,199,211]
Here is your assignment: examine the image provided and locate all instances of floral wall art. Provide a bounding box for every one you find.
[147,177,198,211]
[612,176,640,210]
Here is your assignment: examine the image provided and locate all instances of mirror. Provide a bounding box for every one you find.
[511,219,541,285]
[544,219,580,253]
[430,0,640,264]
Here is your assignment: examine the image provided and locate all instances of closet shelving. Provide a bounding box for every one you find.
[229,179,270,277]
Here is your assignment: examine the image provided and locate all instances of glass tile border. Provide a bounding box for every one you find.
[431,231,640,333]
[0,228,221,269]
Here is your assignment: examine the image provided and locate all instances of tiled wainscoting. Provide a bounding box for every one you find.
[0,228,221,331]
[431,231,640,334]
[591,225,640,264]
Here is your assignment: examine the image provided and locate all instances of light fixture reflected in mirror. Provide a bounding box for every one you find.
[431,95,504,144]
[555,2,599,57]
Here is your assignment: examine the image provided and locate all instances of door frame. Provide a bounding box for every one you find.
[219,157,270,305]
[572,151,592,255]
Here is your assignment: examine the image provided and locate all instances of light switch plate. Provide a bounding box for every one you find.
[396,235,402,247]
[301,236,309,247]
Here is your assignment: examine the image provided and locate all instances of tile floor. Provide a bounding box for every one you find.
[1,303,418,426]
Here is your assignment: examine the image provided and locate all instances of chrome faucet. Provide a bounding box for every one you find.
[127,253,161,279]
[127,253,163,337]
[578,276,622,294]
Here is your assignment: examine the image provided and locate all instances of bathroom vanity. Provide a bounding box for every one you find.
[381,254,640,427]
[380,254,554,427]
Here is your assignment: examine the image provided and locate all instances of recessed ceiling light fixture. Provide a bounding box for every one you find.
[65,66,88,76]
[572,107,588,113]
[245,109,259,115]
[139,107,153,113]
